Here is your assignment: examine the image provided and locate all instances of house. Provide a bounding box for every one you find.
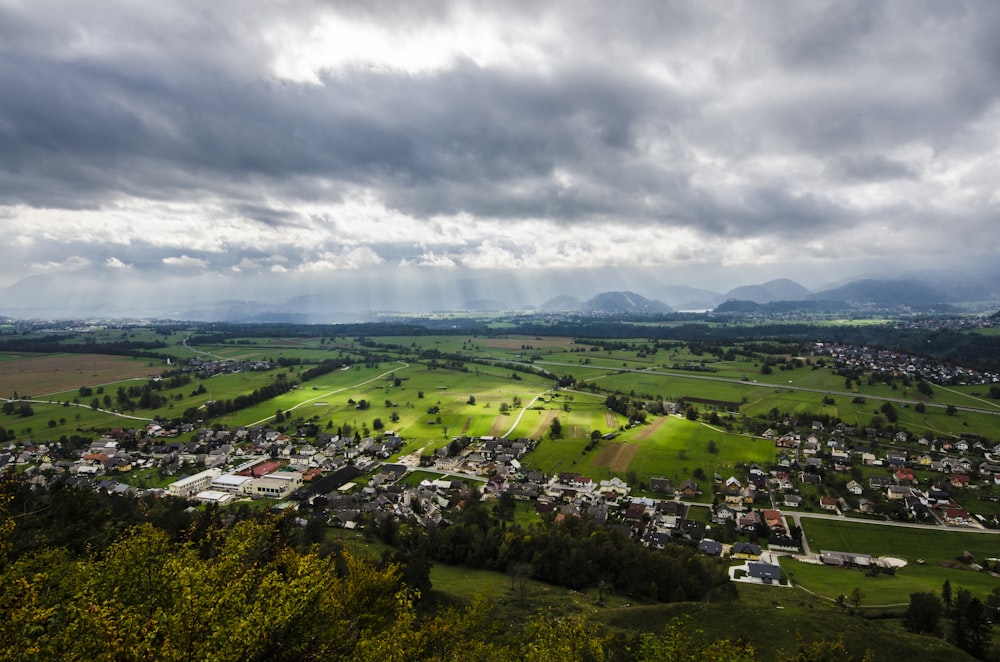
[950,474,971,489]
[869,476,891,490]
[678,479,700,497]
[649,477,673,495]
[799,472,821,485]
[683,519,707,541]
[644,531,672,550]
[747,561,782,584]
[763,509,783,530]
[819,496,838,511]
[712,504,736,523]
[783,494,803,508]
[738,510,762,532]
[886,485,912,500]
[845,480,863,495]
[698,539,723,556]
[927,489,950,506]
[893,469,916,485]
[732,542,762,559]
[944,508,972,525]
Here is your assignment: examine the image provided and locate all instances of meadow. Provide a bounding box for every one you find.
[781,517,1000,604]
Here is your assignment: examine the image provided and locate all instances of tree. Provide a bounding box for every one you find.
[372,417,384,431]
[945,404,957,416]
[948,587,992,659]
[905,592,943,635]
[467,395,476,405]
[549,418,562,439]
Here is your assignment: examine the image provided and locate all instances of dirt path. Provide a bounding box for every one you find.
[633,415,668,441]
[592,442,640,473]
[529,410,558,439]
[488,416,509,436]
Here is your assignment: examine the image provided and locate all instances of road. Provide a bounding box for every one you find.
[0,396,155,422]
[500,388,554,439]
[246,362,411,428]
[528,360,1000,417]
[686,500,1000,535]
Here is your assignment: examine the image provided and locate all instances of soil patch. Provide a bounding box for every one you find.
[605,412,615,428]
[460,417,472,435]
[592,442,640,473]
[488,416,509,437]
[0,354,158,397]
[529,410,558,439]
[633,416,668,441]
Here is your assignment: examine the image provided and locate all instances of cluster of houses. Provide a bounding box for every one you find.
[813,342,999,386]
[178,357,273,378]
[734,426,1000,528]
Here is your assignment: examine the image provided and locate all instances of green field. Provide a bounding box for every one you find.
[784,518,1000,603]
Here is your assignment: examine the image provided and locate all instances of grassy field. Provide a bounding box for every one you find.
[596,583,977,661]
[423,559,977,661]
[783,517,1000,603]
[521,413,775,496]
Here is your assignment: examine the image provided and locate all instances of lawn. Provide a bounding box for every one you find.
[521,414,775,497]
[784,517,1000,603]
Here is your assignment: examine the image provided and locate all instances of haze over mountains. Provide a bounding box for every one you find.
[3,266,999,322]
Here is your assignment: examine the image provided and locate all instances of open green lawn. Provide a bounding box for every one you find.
[595,582,976,662]
[522,414,775,498]
[785,517,1000,603]
[781,556,1000,606]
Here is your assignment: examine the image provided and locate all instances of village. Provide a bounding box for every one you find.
[3,397,1000,592]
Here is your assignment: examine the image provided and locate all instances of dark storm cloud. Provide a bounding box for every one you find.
[2,0,1000,297]
[827,155,917,183]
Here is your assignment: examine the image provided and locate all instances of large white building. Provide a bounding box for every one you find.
[251,472,303,499]
[167,468,222,498]
[211,474,255,494]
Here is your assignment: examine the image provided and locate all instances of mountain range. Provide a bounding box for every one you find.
[2,268,999,322]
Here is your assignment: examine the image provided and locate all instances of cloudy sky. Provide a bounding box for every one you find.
[2,1,1000,315]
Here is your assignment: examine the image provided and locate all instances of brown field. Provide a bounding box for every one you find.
[605,412,615,428]
[488,415,510,436]
[592,442,640,473]
[633,415,668,441]
[528,410,558,439]
[0,354,158,397]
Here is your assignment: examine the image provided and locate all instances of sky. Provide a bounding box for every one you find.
[2,1,1000,317]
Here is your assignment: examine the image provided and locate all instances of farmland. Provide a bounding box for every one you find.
[3,323,1000,622]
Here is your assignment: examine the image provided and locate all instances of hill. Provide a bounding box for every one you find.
[810,278,947,307]
[721,278,811,303]
[582,291,672,314]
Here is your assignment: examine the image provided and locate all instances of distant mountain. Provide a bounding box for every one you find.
[656,284,723,310]
[539,295,584,312]
[582,291,672,314]
[721,278,810,303]
[809,278,947,307]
